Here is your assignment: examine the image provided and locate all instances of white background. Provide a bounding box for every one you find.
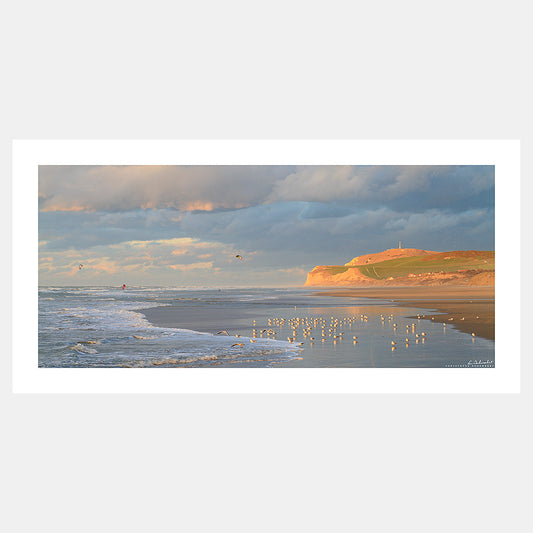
[12,139,520,394]
[3,1,531,533]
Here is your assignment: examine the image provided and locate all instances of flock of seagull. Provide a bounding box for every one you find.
[216,312,476,351]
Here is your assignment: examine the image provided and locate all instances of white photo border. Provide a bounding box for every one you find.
[13,139,520,393]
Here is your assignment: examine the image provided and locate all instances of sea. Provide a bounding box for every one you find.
[38,286,495,368]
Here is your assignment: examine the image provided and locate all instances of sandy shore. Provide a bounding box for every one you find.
[313,286,495,341]
[139,305,259,335]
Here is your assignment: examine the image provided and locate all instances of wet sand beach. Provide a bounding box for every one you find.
[314,286,495,341]
[132,287,495,368]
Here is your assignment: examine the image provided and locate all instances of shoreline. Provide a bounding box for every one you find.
[312,286,495,341]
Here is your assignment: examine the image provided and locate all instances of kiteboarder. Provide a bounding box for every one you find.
[122,284,126,290]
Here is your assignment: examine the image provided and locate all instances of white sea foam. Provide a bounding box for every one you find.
[39,286,302,368]
[71,343,98,354]
[174,354,219,364]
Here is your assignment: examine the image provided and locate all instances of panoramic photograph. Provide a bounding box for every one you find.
[38,165,495,368]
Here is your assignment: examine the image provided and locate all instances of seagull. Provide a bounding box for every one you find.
[216,331,230,335]
[231,343,244,347]
[250,339,257,343]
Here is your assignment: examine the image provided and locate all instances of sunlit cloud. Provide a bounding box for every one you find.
[38,235,254,285]
[38,165,291,213]
[169,262,213,271]
[76,258,121,276]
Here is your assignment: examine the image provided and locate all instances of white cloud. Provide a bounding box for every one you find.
[169,262,213,271]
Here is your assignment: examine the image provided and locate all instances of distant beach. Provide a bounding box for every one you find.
[314,286,495,341]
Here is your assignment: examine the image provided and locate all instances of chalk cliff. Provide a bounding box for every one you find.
[304,249,495,287]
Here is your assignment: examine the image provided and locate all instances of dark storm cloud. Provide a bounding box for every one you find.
[39,209,183,250]
[180,203,495,260]
[266,165,494,213]
[40,199,495,260]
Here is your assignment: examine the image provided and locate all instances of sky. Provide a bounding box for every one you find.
[38,165,495,287]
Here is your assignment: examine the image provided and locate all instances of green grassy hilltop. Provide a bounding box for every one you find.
[306,250,495,286]
[356,250,494,280]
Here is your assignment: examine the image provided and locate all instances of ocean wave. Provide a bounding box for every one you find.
[71,343,98,354]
